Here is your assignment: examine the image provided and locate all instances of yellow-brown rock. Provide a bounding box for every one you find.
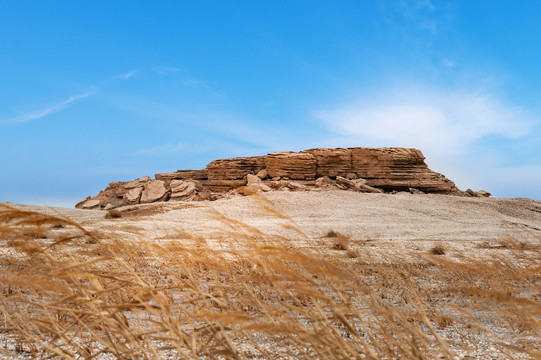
[265,152,317,180]
[76,146,465,209]
[207,156,266,180]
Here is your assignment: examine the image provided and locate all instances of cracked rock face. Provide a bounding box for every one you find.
[140,180,169,203]
[76,147,473,210]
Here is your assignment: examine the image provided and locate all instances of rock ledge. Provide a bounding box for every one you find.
[76,147,489,209]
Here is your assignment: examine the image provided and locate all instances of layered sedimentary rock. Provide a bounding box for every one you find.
[76,147,478,210]
[265,152,317,180]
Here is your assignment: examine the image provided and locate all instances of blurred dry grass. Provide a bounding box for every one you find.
[0,202,540,359]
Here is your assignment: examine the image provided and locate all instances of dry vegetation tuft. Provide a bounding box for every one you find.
[0,203,540,359]
[430,244,446,255]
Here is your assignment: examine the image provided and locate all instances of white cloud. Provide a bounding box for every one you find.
[1,92,93,124]
[315,84,538,196]
[132,142,186,156]
[114,69,137,80]
[315,86,531,156]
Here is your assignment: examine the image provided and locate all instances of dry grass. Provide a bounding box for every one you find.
[430,244,446,255]
[104,209,123,219]
[0,203,540,359]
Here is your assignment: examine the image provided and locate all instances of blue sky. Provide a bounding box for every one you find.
[1,1,540,206]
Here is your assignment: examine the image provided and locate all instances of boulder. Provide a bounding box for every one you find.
[256,169,268,180]
[82,199,101,209]
[125,176,151,189]
[246,174,261,185]
[140,180,169,203]
[336,176,382,193]
[476,190,491,198]
[315,176,333,187]
[123,186,143,205]
[170,180,198,201]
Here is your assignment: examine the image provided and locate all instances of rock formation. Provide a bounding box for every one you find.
[76,147,489,210]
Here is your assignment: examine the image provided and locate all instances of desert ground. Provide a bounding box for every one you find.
[1,191,540,359]
[14,190,541,252]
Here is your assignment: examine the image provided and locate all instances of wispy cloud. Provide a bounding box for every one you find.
[132,142,186,156]
[315,85,531,155]
[315,83,537,195]
[114,69,137,80]
[2,92,93,124]
[152,66,184,75]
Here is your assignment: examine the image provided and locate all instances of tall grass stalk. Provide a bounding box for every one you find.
[0,203,539,359]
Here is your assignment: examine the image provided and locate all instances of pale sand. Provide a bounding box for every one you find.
[9,191,541,254]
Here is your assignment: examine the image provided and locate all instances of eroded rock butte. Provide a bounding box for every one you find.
[76,147,490,209]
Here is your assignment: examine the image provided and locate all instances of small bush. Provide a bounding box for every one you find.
[105,209,122,219]
[325,229,340,238]
[430,245,446,255]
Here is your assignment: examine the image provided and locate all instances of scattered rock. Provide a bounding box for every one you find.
[76,147,475,210]
[104,203,115,210]
[477,190,491,198]
[409,188,425,195]
[246,174,261,185]
[256,169,268,180]
[315,176,333,187]
[125,176,151,189]
[170,180,198,201]
[140,180,169,203]
[123,187,143,205]
[82,199,101,209]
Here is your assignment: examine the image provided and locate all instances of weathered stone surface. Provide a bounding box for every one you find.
[202,180,247,192]
[77,146,466,209]
[170,180,199,201]
[304,148,352,178]
[82,199,101,209]
[155,169,208,181]
[125,176,151,189]
[244,174,271,192]
[123,186,143,205]
[315,176,333,187]
[256,169,268,180]
[140,180,169,203]
[265,152,317,180]
[207,156,266,180]
[351,147,456,193]
[477,190,491,198]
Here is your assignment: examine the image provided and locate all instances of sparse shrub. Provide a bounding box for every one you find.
[331,234,350,250]
[0,203,539,359]
[346,248,359,258]
[430,244,446,255]
[325,229,351,250]
[325,229,340,237]
[105,209,122,219]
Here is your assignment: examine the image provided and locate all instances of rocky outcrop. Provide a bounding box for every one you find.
[265,152,317,180]
[207,156,266,180]
[140,180,169,203]
[76,147,483,210]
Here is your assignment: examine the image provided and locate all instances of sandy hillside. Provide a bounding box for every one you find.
[10,191,541,254]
